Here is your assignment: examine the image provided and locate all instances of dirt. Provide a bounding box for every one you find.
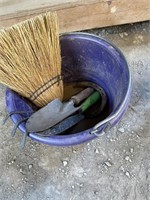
[0,21,150,200]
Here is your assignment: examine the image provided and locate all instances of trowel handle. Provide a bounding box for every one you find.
[71,87,94,105]
[81,91,101,112]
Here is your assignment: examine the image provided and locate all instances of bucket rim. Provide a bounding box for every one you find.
[5,32,132,146]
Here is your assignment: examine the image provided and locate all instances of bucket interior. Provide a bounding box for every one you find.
[59,33,130,133]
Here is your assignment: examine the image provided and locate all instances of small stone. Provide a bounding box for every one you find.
[125,155,131,162]
[94,191,98,195]
[101,30,106,35]
[124,32,128,36]
[119,33,124,38]
[119,166,125,172]
[29,164,33,169]
[104,161,112,167]
[62,160,68,167]
[83,172,87,176]
[125,156,129,161]
[129,148,134,153]
[20,168,23,173]
[94,149,99,154]
[107,135,110,139]
[118,127,125,133]
[125,171,131,178]
[71,185,75,189]
[31,148,36,152]
[110,138,115,142]
[72,150,76,154]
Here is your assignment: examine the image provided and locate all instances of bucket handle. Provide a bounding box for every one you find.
[90,120,112,136]
[90,72,131,136]
[90,96,125,135]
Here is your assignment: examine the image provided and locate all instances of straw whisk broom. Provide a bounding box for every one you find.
[0,12,63,107]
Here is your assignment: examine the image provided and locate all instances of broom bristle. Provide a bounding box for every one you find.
[0,12,63,107]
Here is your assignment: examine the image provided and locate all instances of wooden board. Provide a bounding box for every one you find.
[0,0,150,33]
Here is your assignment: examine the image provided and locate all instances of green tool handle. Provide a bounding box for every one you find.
[80,91,101,113]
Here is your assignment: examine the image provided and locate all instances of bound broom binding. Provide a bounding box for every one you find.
[0,12,63,107]
[30,75,62,102]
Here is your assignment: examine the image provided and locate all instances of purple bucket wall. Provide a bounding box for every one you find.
[6,33,132,146]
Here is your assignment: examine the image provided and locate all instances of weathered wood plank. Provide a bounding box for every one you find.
[0,0,150,32]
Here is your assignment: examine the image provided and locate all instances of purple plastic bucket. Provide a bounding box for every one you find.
[5,33,131,146]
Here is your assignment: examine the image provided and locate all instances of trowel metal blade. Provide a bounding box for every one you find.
[26,99,80,132]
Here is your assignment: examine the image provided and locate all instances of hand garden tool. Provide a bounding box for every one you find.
[35,88,107,137]
[66,81,107,114]
[36,113,85,137]
[0,12,63,107]
[26,87,94,133]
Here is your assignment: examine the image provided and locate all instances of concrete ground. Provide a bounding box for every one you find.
[0,21,150,200]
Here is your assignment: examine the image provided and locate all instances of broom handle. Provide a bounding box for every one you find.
[71,87,94,105]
